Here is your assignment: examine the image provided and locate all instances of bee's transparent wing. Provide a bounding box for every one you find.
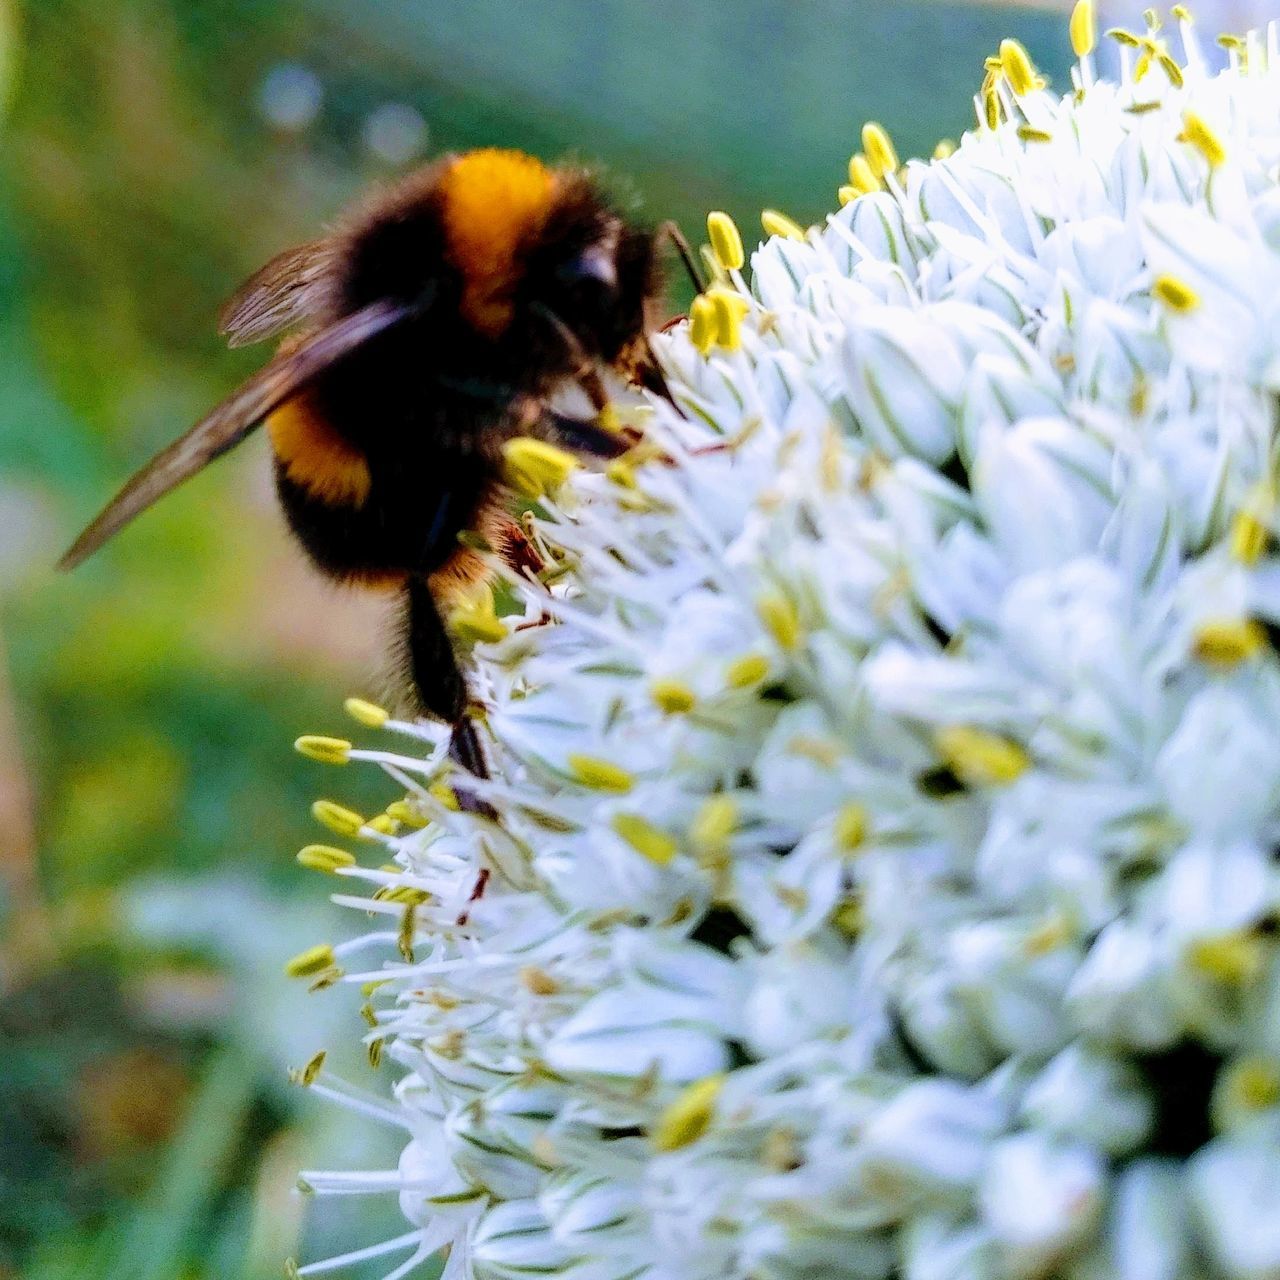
[59,299,412,570]
[218,239,336,348]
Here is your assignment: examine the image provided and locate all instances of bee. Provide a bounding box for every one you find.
[59,148,702,788]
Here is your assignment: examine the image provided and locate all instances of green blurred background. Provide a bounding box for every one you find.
[0,0,1080,1275]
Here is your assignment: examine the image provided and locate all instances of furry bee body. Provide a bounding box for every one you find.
[62,148,675,750]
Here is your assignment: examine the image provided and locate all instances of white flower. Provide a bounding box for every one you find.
[287,12,1280,1280]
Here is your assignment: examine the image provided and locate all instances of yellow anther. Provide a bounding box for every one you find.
[1192,618,1267,667]
[397,903,417,963]
[834,802,869,852]
[1188,930,1266,983]
[607,459,637,489]
[861,122,899,179]
[846,153,881,195]
[999,38,1041,95]
[761,209,806,241]
[1217,34,1245,51]
[982,86,1001,131]
[1017,125,1053,143]
[520,965,560,996]
[1152,274,1200,312]
[343,697,389,729]
[1071,0,1097,57]
[935,726,1030,787]
[366,814,397,836]
[297,844,357,873]
[386,799,428,829]
[709,287,750,352]
[932,139,956,160]
[757,592,802,650]
[706,211,745,272]
[610,812,678,865]
[1107,27,1143,47]
[429,779,460,811]
[448,583,507,646]
[595,402,624,437]
[1182,110,1226,168]
[1159,53,1184,87]
[690,795,738,852]
[837,184,858,208]
[689,294,718,355]
[651,1074,725,1152]
[1232,511,1270,565]
[503,436,579,498]
[311,799,366,838]
[290,1049,326,1086]
[725,653,770,689]
[285,944,336,978]
[1023,912,1072,956]
[294,735,351,765]
[651,678,697,715]
[567,753,634,794]
[367,1038,384,1069]
[832,895,864,938]
[1171,4,1191,21]
[1220,1056,1280,1114]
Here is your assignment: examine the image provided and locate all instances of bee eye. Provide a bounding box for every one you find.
[558,243,617,294]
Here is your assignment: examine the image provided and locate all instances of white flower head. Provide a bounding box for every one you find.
[287,11,1280,1279]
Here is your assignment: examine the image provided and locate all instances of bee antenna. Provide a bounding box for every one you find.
[657,220,706,293]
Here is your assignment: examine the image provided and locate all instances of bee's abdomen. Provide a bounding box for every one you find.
[267,395,372,508]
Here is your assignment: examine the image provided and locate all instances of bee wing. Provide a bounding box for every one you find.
[218,239,335,348]
[59,299,412,571]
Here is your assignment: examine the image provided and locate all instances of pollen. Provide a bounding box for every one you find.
[1192,618,1267,667]
[846,154,880,196]
[1181,110,1227,168]
[285,943,336,978]
[651,1074,725,1152]
[312,799,367,838]
[438,149,556,337]
[344,697,389,728]
[935,725,1030,787]
[760,209,806,241]
[834,802,869,852]
[1071,0,1097,57]
[757,591,802,650]
[1152,274,1200,312]
[689,294,718,355]
[709,287,750,352]
[707,211,745,272]
[448,583,507,646]
[691,795,737,852]
[861,123,898,179]
[610,812,678,865]
[297,844,357,873]
[650,677,697,714]
[567,753,634,793]
[295,735,352,765]
[999,38,1043,95]
[1231,496,1271,565]
[725,653,770,688]
[503,436,579,497]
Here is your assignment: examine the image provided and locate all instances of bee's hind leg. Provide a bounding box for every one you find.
[400,577,496,821]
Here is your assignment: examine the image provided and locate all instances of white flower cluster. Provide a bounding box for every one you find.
[290,11,1280,1280]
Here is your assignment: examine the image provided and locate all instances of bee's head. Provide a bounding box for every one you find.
[521,175,662,365]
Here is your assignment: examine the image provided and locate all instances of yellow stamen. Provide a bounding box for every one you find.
[932,139,956,160]
[999,38,1041,95]
[367,1038,384,1069]
[1192,618,1267,667]
[1188,930,1266,983]
[1159,54,1184,87]
[567,753,634,794]
[837,184,858,208]
[520,965,560,996]
[1107,27,1143,47]
[386,799,428,829]
[1219,1056,1280,1115]
[397,903,417,962]
[1017,125,1053,143]
[289,1049,326,1086]
[429,779,460,811]
[448,585,508,646]
[709,287,750,352]
[295,735,351,765]
[285,944,336,978]
[611,812,678,865]
[1171,4,1191,21]
[690,795,738,852]
[706,211,745,272]
[757,592,802,650]
[861,122,898,179]
[935,726,1030,787]
[1231,491,1272,565]
[651,677,697,714]
[311,799,366,838]
[651,1074,725,1152]
[982,86,1001,131]
[503,436,579,498]
[834,802,869,852]
[832,895,863,938]
[725,653,770,689]
[1152,274,1200,312]
[297,844,357,873]
[846,153,880,195]
[343,697,389,729]
[366,814,397,836]
[1182,110,1227,168]
[761,209,806,241]
[1071,0,1097,57]
[688,294,718,355]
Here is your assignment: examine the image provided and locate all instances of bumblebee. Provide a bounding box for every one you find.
[60,148,700,782]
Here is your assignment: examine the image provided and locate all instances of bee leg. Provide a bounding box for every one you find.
[402,577,496,819]
[546,409,631,459]
[657,219,706,293]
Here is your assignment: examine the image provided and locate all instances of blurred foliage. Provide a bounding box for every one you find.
[0,0,1071,1275]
